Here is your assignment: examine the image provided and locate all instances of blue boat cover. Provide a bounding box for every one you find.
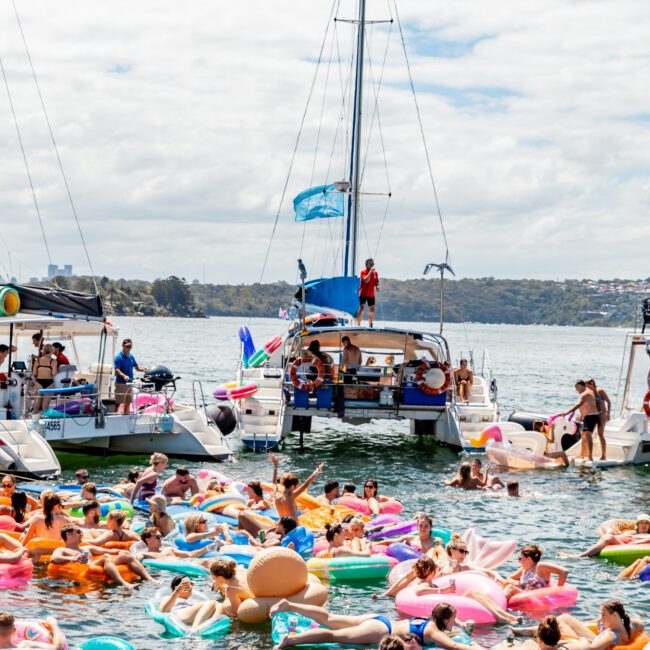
[293,184,345,222]
[38,383,95,395]
[301,276,360,318]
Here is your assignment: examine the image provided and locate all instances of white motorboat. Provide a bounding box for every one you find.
[0,286,233,462]
[471,331,650,468]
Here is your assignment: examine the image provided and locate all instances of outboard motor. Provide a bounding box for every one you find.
[143,365,176,392]
[205,404,236,436]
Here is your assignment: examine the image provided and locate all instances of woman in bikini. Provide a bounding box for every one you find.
[495,616,564,650]
[158,576,227,633]
[454,359,473,403]
[463,544,567,626]
[518,600,644,650]
[209,558,253,617]
[373,556,447,599]
[575,513,650,557]
[271,601,485,650]
[32,344,58,413]
[316,523,371,559]
[92,510,141,546]
[130,452,168,504]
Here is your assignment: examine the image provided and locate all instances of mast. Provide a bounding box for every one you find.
[344,0,366,277]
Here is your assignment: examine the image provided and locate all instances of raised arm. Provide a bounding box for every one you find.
[295,463,325,497]
[269,454,280,492]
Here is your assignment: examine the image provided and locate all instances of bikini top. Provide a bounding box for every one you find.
[595,621,639,648]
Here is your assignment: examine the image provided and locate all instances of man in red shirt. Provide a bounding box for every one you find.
[356,258,379,327]
[52,342,70,366]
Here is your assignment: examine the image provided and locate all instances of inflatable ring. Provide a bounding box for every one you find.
[290,357,325,392]
[0,286,20,317]
[11,620,56,646]
[248,335,283,368]
[213,382,258,401]
[47,561,138,583]
[414,360,451,396]
[643,389,650,418]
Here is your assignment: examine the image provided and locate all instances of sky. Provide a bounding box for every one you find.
[0,0,649,285]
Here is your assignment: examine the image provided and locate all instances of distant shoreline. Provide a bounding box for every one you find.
[41,274,649,327]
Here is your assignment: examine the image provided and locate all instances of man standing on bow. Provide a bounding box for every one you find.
[114,338,147,415]
[356,258,379,327]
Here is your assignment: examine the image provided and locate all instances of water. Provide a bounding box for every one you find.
[3,317,649,649]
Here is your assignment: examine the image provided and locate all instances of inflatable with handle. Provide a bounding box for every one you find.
[306,555,395,581]
[508,584,579,611]
[0,286,20,317]
[469,425,503,448]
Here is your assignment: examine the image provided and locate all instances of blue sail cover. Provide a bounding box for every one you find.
[293,184,344,222]
[301,276,360,317]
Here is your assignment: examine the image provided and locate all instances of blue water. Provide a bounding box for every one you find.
[3,318,649,649]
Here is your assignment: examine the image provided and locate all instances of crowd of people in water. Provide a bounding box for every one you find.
[0,450,647,649]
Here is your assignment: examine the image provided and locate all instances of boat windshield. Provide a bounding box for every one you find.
[620,335,650,415]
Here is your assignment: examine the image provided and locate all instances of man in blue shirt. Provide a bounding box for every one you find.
[114,338,146,414]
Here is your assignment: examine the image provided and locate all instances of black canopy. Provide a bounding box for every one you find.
[8,283,104,320]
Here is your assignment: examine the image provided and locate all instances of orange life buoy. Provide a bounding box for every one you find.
[415,360,451,396]
[290,357,325,392]
[643,389,650,418]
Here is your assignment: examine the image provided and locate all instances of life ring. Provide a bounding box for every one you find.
[415,360,451,395]
[643,389,650,418]
[290,357,325,392]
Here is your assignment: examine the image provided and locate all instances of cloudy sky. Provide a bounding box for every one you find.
[0,0,649,285]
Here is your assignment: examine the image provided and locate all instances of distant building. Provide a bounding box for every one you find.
[192,279,200,285]
[29,277,39,283]
[46,264,73,280]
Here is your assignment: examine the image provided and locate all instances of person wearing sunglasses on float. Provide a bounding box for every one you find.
[1,475,15,498]
[161,466,199,504]
[113,337,147,415]
[135,526,215,560]
[75,469,89,484]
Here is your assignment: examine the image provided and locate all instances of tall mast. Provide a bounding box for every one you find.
[344,0,366,277]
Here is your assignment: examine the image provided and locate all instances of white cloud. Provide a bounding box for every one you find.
[0,0,648,285]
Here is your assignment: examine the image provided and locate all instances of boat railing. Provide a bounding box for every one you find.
[191,379,209,417]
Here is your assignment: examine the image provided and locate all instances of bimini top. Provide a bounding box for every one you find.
[0,314,118,338]
[288,325,449,361]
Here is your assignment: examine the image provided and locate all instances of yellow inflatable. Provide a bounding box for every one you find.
[236,547,328,624]
[298,505,361,531]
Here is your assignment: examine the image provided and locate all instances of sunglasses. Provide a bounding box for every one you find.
[124,344,132,348]
[364,484,376,488]
[76,475,89,480]
[1,483,13,489]
[456,549,469,555]
[198,519,207,524]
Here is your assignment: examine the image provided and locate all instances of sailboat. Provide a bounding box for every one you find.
[233,0,500,451]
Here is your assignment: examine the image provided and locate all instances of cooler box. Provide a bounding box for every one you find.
[293,387,310,408]
[316,383,333,409]
[402,382,447,406]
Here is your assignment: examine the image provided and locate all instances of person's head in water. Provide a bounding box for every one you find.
[536,617,561,648]
[507,480,520,497]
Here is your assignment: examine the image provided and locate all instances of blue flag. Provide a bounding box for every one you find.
[293,184,345,222]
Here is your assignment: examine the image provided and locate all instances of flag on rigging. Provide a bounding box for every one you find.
[293,184,345,222]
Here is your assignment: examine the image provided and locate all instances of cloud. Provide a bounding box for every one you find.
[0,0,648,285]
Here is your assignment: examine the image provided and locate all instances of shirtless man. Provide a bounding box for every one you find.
[561,380,600,462]
[454,359,473,403]
[77,500,106,539]
[49,523,155,590]
[317,480,339,506]
[341,337,362,370]
[161,466,199,503]
[0,611,66,650]
[470,459,504,489]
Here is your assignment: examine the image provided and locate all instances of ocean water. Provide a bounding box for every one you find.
[3,317,649,649]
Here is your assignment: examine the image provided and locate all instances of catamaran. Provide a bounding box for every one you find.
[231,0,499,451]
[0,284,233,471]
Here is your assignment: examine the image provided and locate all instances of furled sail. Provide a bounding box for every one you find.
[6,284,104,319]
[295,276,360,318]
[293,184,345,222]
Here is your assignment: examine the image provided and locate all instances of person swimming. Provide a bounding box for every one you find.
[445,463,483,490]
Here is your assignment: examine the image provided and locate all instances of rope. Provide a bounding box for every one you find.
[393,0,452,268]
[258,0,339,286]
[12,1,98,293]
[0,55,53,267]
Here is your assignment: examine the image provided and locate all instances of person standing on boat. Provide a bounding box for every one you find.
[341,336,362,384]
[356,258,379,327]
[586,379,611,461]
[560,380,599,462]
[114,338,147,415]
[52,342,70,367]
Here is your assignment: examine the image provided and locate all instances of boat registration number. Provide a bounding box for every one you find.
[43,420,62,431]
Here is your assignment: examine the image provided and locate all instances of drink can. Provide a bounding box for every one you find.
[259,530,266,543]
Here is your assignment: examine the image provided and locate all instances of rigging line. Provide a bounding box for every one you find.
[0,54,53,267]
[12,0,97,293]
[360,20,393,188]
[257,0,338,286]
[374,195,391,259]
[393,0,452,267]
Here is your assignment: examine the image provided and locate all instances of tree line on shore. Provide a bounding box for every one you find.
[50,275,645,327]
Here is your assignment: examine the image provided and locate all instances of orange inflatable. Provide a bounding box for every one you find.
[47,561,138,584]
[584,624,650,650]
[103,540,136,550]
